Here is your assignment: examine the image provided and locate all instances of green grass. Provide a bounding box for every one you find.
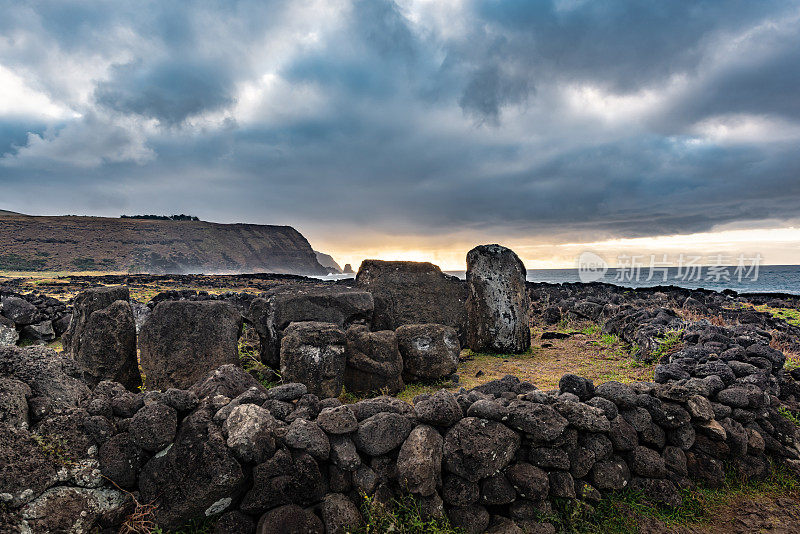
[651,329,684,359]
[238,325,279,389]
[779,406,800,427]
[356,492,463,534]
[753,304,800,327]
[544,462,800,533]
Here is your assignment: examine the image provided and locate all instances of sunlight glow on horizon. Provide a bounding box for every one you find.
[321,226,800,272]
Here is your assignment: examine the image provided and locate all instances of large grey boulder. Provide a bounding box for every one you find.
[0,345,90,421]
[396,323,459,382]
[344,325,403,394]
[466,245,531,354]
[355,260,468,343]
[396,424,443,496]
[62,286,140,391]
[17,486,131,534]
[138,404,245,529]
[247,287,373,367]
[139,300,243,390]
[443,417,520,482]
[280,321,346,398]
[1,295,37,325]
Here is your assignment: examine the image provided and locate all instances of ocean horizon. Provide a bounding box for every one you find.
[317,265,800,296]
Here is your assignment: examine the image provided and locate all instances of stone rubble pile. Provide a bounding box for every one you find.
[3,245,800,533]
[0,290,70,347]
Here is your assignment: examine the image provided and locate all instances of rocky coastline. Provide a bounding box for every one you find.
[2,245,800,533]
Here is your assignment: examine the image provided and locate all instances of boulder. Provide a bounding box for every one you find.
[247,287,373,367]
[505,462,549,500]
[280,321,347,398]
[62,286,140,390]
[415,389,463,427]
[466,245,531,354]
[98,432,145,488]
[18,486,131,534]
[20,320,55,343]
[0,426,59,507]
[240,449,326,514]
[285,418,330,460]
[396,425,443,496]
[319,493,363,534]
[354,259,468,342]
[129,402,177,452]
[443,417,520,482]
[62,285,129,351]
[316,405,358,434]
[138,404,245,529]
[0,345,90,420]
[139,300,243,390]
[75,301,139,390]
[224,404,277,464]
[396,323,460,382]
[256,504,324,534]
[0,377,31,429]
[354,412,415,456]
[344,325,404,394]
[1,295,37,325]
[214,511,256,534]
[190,364,265,400]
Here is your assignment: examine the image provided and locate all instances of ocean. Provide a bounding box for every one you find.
[318,265,800,295]
[449,265,800,295]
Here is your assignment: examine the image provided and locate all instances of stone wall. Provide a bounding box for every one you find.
[3,307,800,533]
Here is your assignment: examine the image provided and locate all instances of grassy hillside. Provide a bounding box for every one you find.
[0,215,327,275]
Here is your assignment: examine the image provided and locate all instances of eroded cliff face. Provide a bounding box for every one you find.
[0,215,328,275]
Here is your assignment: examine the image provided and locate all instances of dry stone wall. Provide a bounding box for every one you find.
[4,308,800,533]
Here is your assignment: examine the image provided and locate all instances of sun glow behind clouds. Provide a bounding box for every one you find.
[321,227,800,273]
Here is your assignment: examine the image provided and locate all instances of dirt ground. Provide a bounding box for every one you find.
[655,494,800,533]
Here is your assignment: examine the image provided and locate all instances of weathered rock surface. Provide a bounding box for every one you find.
[280,321,347,398]
[466,244,531,354]
[0,345,90,420]
[444,418,520,482]
[139,300,243,390]
[355,260,468,342]
[62,286,140,390]
[344,325,404,394]
[397,424,443,496]
[396,323,460,382]
[247,287,373,367]
[138,404,245,529]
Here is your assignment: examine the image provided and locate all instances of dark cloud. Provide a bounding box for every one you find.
[1,0,799,249]
[95,60,236,125]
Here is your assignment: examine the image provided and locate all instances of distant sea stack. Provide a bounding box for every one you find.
[0,214,328,275]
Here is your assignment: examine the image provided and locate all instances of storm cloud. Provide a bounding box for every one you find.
[1,0,799,256]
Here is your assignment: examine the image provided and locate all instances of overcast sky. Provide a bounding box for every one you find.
[2,0,800,269]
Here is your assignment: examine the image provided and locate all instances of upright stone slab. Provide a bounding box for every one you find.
[62,286,140,390]
[355,260,468,343]
[139,300,243,390]
[466,244,531,354]
[280,321,346,398]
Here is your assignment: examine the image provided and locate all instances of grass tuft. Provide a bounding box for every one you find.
[356,492,462,534]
